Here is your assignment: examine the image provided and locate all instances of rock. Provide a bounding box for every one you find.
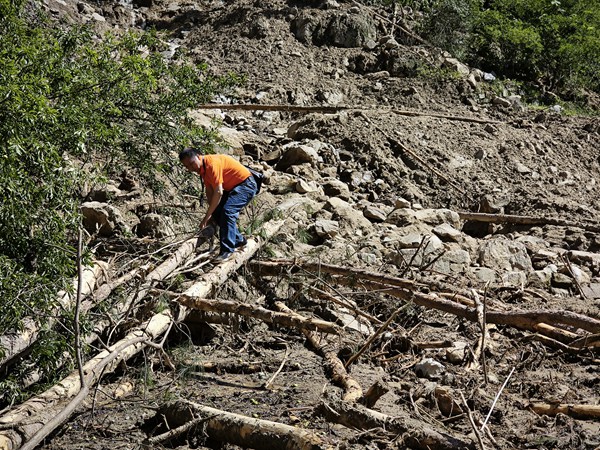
[431,248,471,275]
[527,268,553,288]
[322,178,351,200]
[415,358,445,379]
[81,202,128,237]
[276,143,320,171]
[492,96,512,108]
[87,184,121,202]
[469,267,497,283]
[502,271,527,287]
[363,205,387,222]
[432,223,462,242]
[581,283,600,299]
[552,272,573,288]
[515,162,532,174]
[394,197,412,209]
[395,233,443,251]
[136,213,174,239]
[296,179,319,194]
[478,239,533,272]
[386,208,460,228]
[442,57,470,76]
[323,13,377,48]
[91,12,105,22]
[77,2,95,14]
[484,124,497,134]
[325,197,372,231]
[314,219,339,239]
[467,72,478,89]
[483,72,496,82]
[446,342,468,364]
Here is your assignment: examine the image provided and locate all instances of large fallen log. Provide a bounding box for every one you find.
[254,260,600,347]
[275,302,362,403]
[0,218,286,450]
[0,263,107,373]
[197,104,502,124]
[457,212,600,234]
[0,312,173,450]
[153,399,326,450]
[316,398,474,450]
[164,293,342,335]
[529,402,600,420]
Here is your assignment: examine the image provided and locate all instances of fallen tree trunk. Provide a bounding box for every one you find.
[529,402,600,420]
[0,312,173,450]
[197,104,502,124]
[0,218,287,450]
[153,399,326,450]
[316,398,474,450]
[167,293,342,335]
[254,260,600,338]
[275,302,362,403]
[457,212,600,234]
[0,263,107,373]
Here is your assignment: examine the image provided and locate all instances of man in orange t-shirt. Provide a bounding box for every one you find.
[179,148,257,263]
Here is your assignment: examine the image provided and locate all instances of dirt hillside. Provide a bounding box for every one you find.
[7,0,600,449]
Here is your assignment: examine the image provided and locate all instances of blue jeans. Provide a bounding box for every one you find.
[213,176,257,253]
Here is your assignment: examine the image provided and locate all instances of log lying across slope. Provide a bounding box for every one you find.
[0,263,106,373]
[153,399,326,450]
[0,217,286,450]
[252,259,600,349]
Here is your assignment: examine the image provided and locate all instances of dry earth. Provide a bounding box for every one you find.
[8,0,600,449]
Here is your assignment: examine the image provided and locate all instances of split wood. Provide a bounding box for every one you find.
[156,399,325,450]
[275,302,363,403]
[529,402,600,420]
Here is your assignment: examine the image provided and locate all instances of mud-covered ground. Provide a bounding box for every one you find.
[26,0,600,448]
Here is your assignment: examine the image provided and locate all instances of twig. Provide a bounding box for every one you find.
[145,414,218,445]
[263,346,289,389]
[459,392,487,450]
[344,306,405,369]
[75,228,86,389]
[481,367,515,430]
[561,254,587,299]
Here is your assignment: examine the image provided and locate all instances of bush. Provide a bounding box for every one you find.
[0,3,240,344]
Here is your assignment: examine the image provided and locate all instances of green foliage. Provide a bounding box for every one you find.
[0,2,240,354]
[388,0,600,98]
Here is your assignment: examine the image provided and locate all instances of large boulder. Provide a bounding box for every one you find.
[275,143,321,171]
[81,201,128,237]
[136,213,174,239]
[478,238,533,272]
[291,11,376,48]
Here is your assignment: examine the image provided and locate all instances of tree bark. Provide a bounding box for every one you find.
[529,402,600,420]
[154,399,326,450]
[170,294,342,334]
[0,263,107,372]
[316,398,474,450]
[275,302,363,403]
[457,212,600,234]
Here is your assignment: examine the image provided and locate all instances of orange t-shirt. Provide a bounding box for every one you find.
[201,154,251,191]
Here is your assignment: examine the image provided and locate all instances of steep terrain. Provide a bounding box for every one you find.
[4,0,600,449]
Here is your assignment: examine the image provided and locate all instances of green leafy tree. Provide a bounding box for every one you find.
[0,1,240,349]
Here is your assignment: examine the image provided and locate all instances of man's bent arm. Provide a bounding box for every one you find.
[200,184,223,229]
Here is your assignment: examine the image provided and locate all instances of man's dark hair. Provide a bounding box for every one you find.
[179,147,201,161]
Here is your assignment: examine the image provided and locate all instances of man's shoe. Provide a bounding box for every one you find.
[235,237,248,248]
[213,251,233,263]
